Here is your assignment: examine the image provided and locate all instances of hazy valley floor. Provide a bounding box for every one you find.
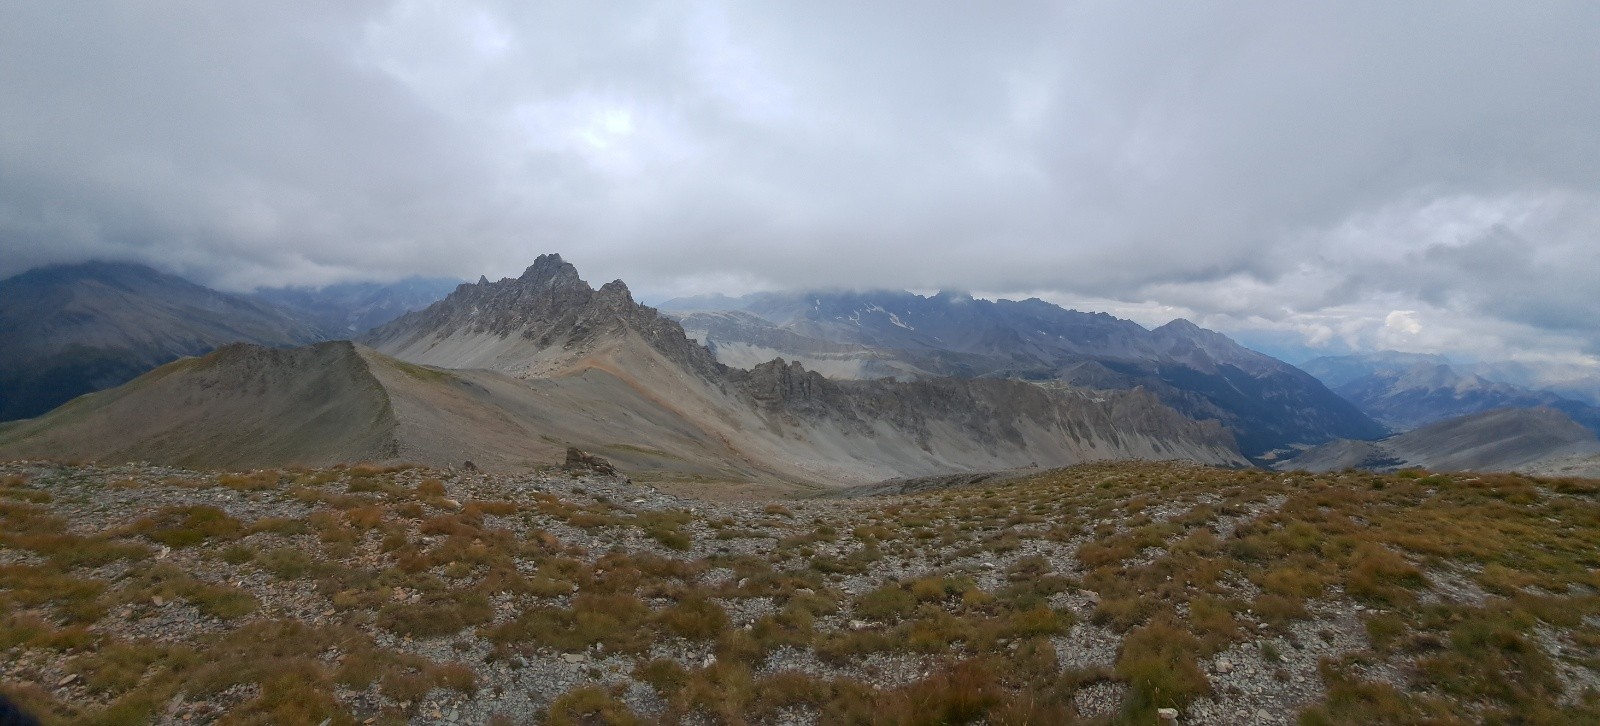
[2,460,1599,724]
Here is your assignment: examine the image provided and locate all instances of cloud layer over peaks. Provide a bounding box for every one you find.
[2,1,1597,366]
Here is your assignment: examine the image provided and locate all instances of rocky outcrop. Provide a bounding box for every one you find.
[563,447,620,477]
[362,254,723,380]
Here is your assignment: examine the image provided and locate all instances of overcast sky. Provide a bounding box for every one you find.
[2,1,1598,366]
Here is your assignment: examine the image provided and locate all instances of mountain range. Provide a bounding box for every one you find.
[0,262,325,421]
[1,255,1245,482]
[1280,406,1600,478]
[4,256,1590,482]
[252,276,461,335]
[0,262,459,423]
[663,290,1383,460]
[1302,353,1600,436]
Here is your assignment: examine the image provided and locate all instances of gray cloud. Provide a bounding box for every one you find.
[2,1,1597,367]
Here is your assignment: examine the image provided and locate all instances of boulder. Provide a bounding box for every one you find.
[563,447,620,477]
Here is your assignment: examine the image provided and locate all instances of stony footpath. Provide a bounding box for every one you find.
[2,460,1599,723]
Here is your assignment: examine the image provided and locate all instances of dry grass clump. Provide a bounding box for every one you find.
[1,498,151,569]
[124,504,243,548]
[216,469,283,491]
[545,685,642,726]
[116,561,258,619]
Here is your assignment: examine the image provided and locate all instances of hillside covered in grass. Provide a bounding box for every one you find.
[2,460,1599,724]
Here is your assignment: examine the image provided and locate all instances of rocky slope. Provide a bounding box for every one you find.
[353,255,1248,481]
[1279,407,1600,475]
[0,262,325,422]
[3,460,1598,724]
[663,290,1383,459]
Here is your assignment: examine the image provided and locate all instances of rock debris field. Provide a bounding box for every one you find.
[2,460,1599,724]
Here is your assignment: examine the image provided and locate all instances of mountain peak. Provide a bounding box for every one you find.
[362,254,725,382]
[596,279,633,304]
[518,253,585,290]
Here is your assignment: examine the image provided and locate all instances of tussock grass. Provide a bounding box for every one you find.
[5,460,1600,722]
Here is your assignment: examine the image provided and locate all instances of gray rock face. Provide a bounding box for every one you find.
[362,253,722,380]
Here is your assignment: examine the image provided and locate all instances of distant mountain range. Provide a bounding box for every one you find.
[1280,407,1600,477]
[1302,352,1600,437]
[0,262,459,422]
[663,290,1383,460]
[0,262,325,421]
[252,277,462,335]
[2,255,1246,481]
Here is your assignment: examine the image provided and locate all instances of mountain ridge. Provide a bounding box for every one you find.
[0,261,325,421]
[664,288,1383,458]
[1280,407,1600,476]
[1303,354,1600,436]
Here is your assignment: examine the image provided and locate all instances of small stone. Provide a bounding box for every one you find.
[849,619,873,631]
[1215,660,1234,674]
[151,595,165,607]
[631,498,646,504]
[702,654,717,668]
[1257,709,1272,720]
[57,674,78,687]
[561,653,585,664]
[1157,707,1179,720]
[1257,622,1269,629]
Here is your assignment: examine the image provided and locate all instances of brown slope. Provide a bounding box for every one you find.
[0,338,768,477]
[0,342,397,469]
